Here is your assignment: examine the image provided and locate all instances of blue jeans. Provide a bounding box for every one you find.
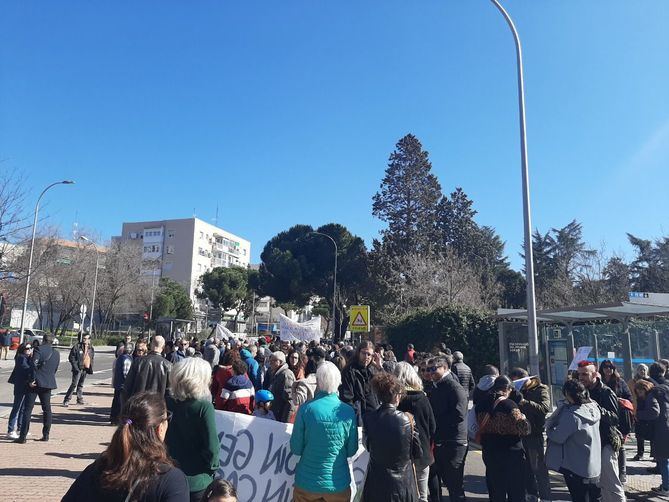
[659,457,669,490]
[8,387,27,433]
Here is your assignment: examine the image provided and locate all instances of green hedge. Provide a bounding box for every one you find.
[385,306,499,377]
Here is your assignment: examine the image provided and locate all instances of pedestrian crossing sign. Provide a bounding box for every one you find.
[349,305,370,332]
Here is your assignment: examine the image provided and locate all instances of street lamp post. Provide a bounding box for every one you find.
[79,236,100,336]
[308,232,338,339]
[19,180,75,343]
[489,0,539,376]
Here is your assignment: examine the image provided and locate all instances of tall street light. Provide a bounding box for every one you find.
[308,231,338,339]
[19,180,75,343]
[79,235,100,336]
[489,0,539,375]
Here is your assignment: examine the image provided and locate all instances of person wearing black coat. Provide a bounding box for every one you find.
[362,373,421,502]
[63,333,95,406]
[427,356,468,502]
[7,342,33,438]
[395,362,436,502]
[122,336,172,404]
[645,363,669,495]
[17,333,60,443]
[339,341,382,426]
[451,351,475,398]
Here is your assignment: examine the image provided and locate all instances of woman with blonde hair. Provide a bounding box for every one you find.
[166,357,220,502]
[394,361,435,502]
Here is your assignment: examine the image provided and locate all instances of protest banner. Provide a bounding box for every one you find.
[214,410,368,502]
[568,346,593,371]
[278,314,322,343]
[215,323,235,340]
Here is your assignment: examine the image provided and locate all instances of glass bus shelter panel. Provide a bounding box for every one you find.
[655,320,669,360]
[629,323,656,366]
[505,322,530,371]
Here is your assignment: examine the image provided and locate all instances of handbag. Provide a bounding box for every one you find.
[474,397,507,444]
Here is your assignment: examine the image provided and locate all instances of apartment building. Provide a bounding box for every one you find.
[117,218,251,303]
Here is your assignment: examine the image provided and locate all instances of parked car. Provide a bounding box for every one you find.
[19,329,59,346]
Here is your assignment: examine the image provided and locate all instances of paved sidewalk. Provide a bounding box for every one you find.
[0,380,114,502]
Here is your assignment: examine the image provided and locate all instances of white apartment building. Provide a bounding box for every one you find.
[117,218,251,304]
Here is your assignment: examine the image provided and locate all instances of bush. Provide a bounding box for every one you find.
[385,306,499,377]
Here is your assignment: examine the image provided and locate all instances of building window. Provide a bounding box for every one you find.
[143,245,161,253]
[166,245,174,254]
[167,229,175,238]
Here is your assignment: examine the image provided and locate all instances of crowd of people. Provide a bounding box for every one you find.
[7,329,669,501]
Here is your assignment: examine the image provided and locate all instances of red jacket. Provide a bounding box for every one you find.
[212,365,234,410]
[219,374,255,415]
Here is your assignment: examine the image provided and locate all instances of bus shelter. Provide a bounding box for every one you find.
[497,294,669,405]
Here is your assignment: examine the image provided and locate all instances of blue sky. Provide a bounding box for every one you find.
[2,1,668,269]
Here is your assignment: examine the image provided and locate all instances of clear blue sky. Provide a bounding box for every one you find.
[2,1,668,268]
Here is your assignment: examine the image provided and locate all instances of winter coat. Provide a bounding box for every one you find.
[219,374,254,415]
[603,376,632,401]
[649,382,669,459]
[62,460,189,502]
[267,363,295,423]
[30,344,60,390]
[635,391,660,440]
[240,349,261,390]
[211,365,234,410]
[587,379,621,449]
[517,377,551,437]
[166,396,220,493]
[339,361,381,426]
[362,404,421,502]
[292,373,317,408]
[475,396,531,452]
[452,361,475,397]
[68,343,95,374]
[203,343,219,368]
[546,401,602,480]
[8,354,32,391]
[112,354,133,391]
[398,390,436,468]
[429,373,468,445]
[290,391,358,493]
[122,352,172,401]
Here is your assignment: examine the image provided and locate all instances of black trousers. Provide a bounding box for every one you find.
[64,370,87,403]
[20,387,52,438]
[110,388,122,424]
[429,443,468,502]
[562,469,601,502]
[482,447,526,502]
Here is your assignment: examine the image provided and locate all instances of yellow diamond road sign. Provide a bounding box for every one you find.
[349,305,370,332]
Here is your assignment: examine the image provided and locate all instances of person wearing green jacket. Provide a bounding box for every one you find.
[166,357,220,502]
[290,361,359,502]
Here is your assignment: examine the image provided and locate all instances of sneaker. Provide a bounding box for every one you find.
[62,401,69,407]
[7,431,19,439]
[632,454,642,461]
[652,486,669,495]
[76,401,86,405]
[38,435,49,442]
[13,436,26,444]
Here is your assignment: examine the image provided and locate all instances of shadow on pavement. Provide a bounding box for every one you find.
[46,451,100,461]
[0,467,80,479]
[52,406,111,426]
[463,474,489,494]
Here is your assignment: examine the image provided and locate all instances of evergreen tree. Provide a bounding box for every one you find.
[372,134,442,254]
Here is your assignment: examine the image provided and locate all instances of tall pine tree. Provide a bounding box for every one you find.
[372,134,442,255]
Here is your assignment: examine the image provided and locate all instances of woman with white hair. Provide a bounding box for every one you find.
[166,357,220,502]
[290,361,359,502]
[395,361,436,502]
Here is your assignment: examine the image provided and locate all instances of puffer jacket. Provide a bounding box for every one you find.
[452,361,475,397]
[290,391,358,493]
[362,404,421,502]
[517,377,551,437]
[649,382,669,459]
[240,349,261,390]
[546,401,602,480]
